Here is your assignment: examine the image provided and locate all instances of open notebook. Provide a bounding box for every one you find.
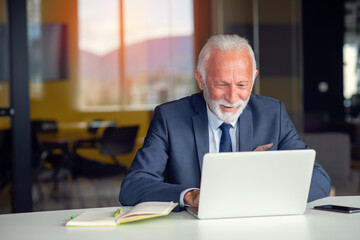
[186,149,316,219]
[66,201,178,226]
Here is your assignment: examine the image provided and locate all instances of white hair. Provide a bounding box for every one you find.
[197,34,257,81]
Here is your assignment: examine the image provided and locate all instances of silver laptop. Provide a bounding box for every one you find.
[186,149,316,219]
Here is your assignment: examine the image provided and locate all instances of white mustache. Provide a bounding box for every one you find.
[217,99,244,108]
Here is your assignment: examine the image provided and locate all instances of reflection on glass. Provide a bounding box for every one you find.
[124,0,195,109]
[78,0,120,109]
[28,0,43,98]
[78,0,195,110]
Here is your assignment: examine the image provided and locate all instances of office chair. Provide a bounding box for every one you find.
[0,129,47,194]
[30,119,64,170]
[32,130,72,205]
[100,126,139,160]
[30,120,72,204]
[0,128,70,206]
[72,126,139,178]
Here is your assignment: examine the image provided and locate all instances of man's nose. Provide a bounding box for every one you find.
[225,85,238,103]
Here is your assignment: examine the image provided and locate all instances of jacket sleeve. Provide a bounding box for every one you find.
[277,101,332,201]
[119,106,191,212]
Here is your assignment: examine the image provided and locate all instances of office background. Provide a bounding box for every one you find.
[0,0,359,213]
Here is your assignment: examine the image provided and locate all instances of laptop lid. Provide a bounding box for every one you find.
[193,149,315,219]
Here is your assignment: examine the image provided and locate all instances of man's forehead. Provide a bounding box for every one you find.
[207,48,253,68]
[208,48,252,66]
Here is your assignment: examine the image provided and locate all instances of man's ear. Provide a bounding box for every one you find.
[252,70,259,87]
[195,70,204,91]
[250,70,259,93]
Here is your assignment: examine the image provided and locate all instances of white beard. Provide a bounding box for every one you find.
[203,85,249,123]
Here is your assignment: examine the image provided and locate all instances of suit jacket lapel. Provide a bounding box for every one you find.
[191,93,254,167]
[239,107,253,151]
[191,94,209,170]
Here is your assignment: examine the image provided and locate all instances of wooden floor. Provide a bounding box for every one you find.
[0,170,360,214]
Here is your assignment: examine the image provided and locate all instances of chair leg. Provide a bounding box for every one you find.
[32,178,46,211]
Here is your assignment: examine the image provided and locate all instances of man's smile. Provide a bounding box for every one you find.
[220,104,239,112]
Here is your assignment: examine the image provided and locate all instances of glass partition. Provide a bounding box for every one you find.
[22,0,195,212]
[0,0,12,214]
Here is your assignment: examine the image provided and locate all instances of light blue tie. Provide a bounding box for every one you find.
[219,123,232,152]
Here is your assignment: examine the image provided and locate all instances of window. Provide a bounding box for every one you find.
[78,0,195,111]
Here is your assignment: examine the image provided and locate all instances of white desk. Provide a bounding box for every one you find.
[1,196,359,240]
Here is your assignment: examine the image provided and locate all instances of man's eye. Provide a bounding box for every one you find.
[238,83,249,88]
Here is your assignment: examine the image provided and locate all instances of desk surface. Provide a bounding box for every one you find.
[1,196,359,240]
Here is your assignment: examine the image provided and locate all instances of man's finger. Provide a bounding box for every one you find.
[253,143,273,151]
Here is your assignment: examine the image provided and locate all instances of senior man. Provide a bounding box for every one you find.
[119,34,331,211]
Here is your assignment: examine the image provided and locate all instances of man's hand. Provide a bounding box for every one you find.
[184,189,200,207]
[253,143,273,151]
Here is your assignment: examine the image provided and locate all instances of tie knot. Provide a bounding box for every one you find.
[219,123,232,133]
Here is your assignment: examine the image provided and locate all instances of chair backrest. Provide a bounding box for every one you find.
[100,126,139,155]
[31,120,58,132]
[301,132,351,188]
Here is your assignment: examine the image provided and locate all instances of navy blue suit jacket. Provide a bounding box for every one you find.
[119,93,331,211]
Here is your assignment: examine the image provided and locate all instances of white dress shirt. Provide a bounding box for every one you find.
[180,105,240,207]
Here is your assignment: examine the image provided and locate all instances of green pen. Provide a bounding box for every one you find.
[70,216,75,219]
[113,208,122,217]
